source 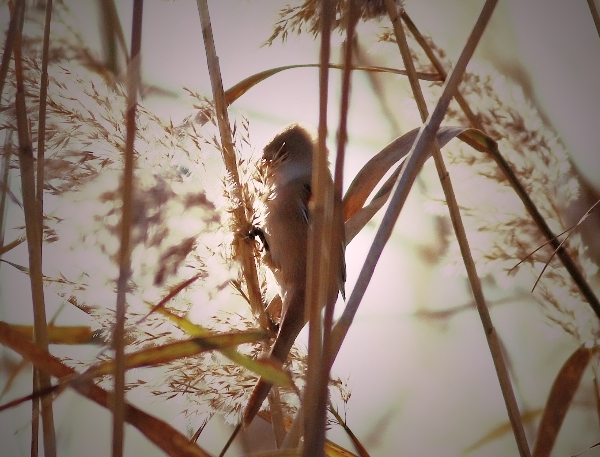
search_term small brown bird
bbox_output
[242,124,345,428]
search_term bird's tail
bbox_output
[241,376,273,428]
[242,287,306,428]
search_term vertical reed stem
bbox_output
[112,2,143,456]
[330,0,499,381]
[196,0,269,331]
[385,1,530,455]
[12,0,56,455]
[0,131,13,252]
[36,0,52,240]
[303,0,334,454]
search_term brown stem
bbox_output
[303,0,335,454]
[386,2,531,456]
[36,0,52,243]
[196,0,268,331]
[0,131,14,252]
[112,2,143,456]
[588,0,600,41]
[12,1,57,455]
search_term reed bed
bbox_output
[0,1,598,456]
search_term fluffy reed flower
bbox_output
[264,0,403,45]
[1,4,334,427]
[378,29,599,344]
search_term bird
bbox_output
[242,124,346,428]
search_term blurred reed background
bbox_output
[0,1,599,456]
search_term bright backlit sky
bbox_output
[65,0,600,191]
[1,1,600,456]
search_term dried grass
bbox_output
[0,1,598,456]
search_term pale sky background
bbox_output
[1,1,600,456]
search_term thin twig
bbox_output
[509,226,575,274]
[12,1,57,455]
[385,1,530,455]
[530,199,600,293]
[510,199,599,279]
[112,2,143,457]
[334,0,358,202]
[401,9,600,320]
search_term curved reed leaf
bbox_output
[343,126,492,243]
[222,63,440,108]
[156,306,293,388]
[83,330,268,378]
[533,346,594,457]
[0,321,213,457]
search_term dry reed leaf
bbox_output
[463,409,543,455]
[343,126,493,242]
[82,330,268,379]
[343,126,445,219]
[154,306,293,388]
[0,321,213,457]
[222,63,440,109]
[532,346,594,457]
[8,324,97,345]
